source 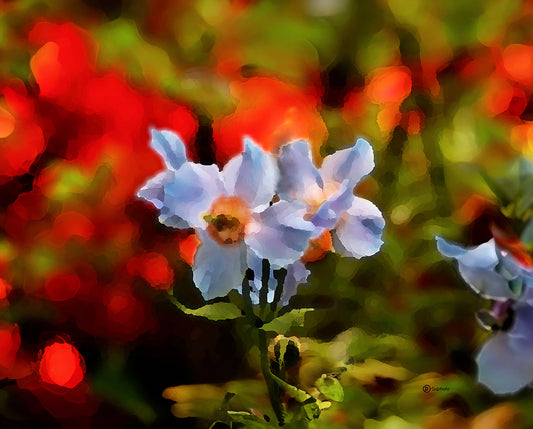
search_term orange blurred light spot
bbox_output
[456,195,491,224]
[484,78,514,116]
[503,44,533,87]
[0,106,15,138]
[377,104,401,134]
[342,90,368,127]
[406,111,422,135]
[39,342,84,388]
[510,123,533,155]
[366,66,412,104]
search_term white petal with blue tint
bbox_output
[332,197,385,259]
[457,265,515,299]
[245,201,315,266]
[278,140,323,201]
[320,138,374,187]
[162,163,225,228]
[149,128,188,171]
[507,303,533,341]
[192,230,247,300]
[137,171,174,210]
[222,138,279,211]
[436,237,498,269]
[436,237,515,299]
[281,260,310,304]
[476,331,533,394]
[311,181,354,231]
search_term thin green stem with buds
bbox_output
[241,265,285,426]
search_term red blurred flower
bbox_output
[27,20,198,206]
[212,77,327,164]
[0,81,45,184]
[0,278,12,303]
[29,22,96,107]
[127,252,174,290]
[39,340,85,389]
[44,271,82,302]
[0,322,20,377]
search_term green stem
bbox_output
[258,328,285,426]
[269,268,287,319]
[241,268,285,426]
[259,259,270,319]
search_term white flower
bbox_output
[277,139,385,259]
[137,129,315,300]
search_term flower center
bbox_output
[204,196,251,246]
[303,181,341,218]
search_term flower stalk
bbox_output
[241,266,285,426]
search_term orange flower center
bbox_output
[204,196,251,246]
[303,181,341,219]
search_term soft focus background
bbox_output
[1,0,533,428]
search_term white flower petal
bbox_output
[457,264,515,299]
[476,331,533,394]
[332,197,385,259]
[149,128,188,171]
[137,171,174,210]
[281,260,310,304]
[278,140,323,201]
[245,201,315,266]
[311,181,355,231]
[222,138,279,211]
[436,237,499,269]
[320,138,374,187]
[193,230,247,300]
[162,163,225,228]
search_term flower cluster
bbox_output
[138,129,385,301]
[437,236,533,394]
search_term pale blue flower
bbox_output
[435,237,533,299]
[436,236,533,394]
[477,300,533,394]
[277,139,385,259]
[138,129,315,300]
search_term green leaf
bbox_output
[262,308,314,333]
[315,375,344,402]
[301,401,321,421]
[169,294,242,321]
[271,373,311,403]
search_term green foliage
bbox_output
[169,293,242,321]
[261,308,314,334]
[316,375,344,402]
